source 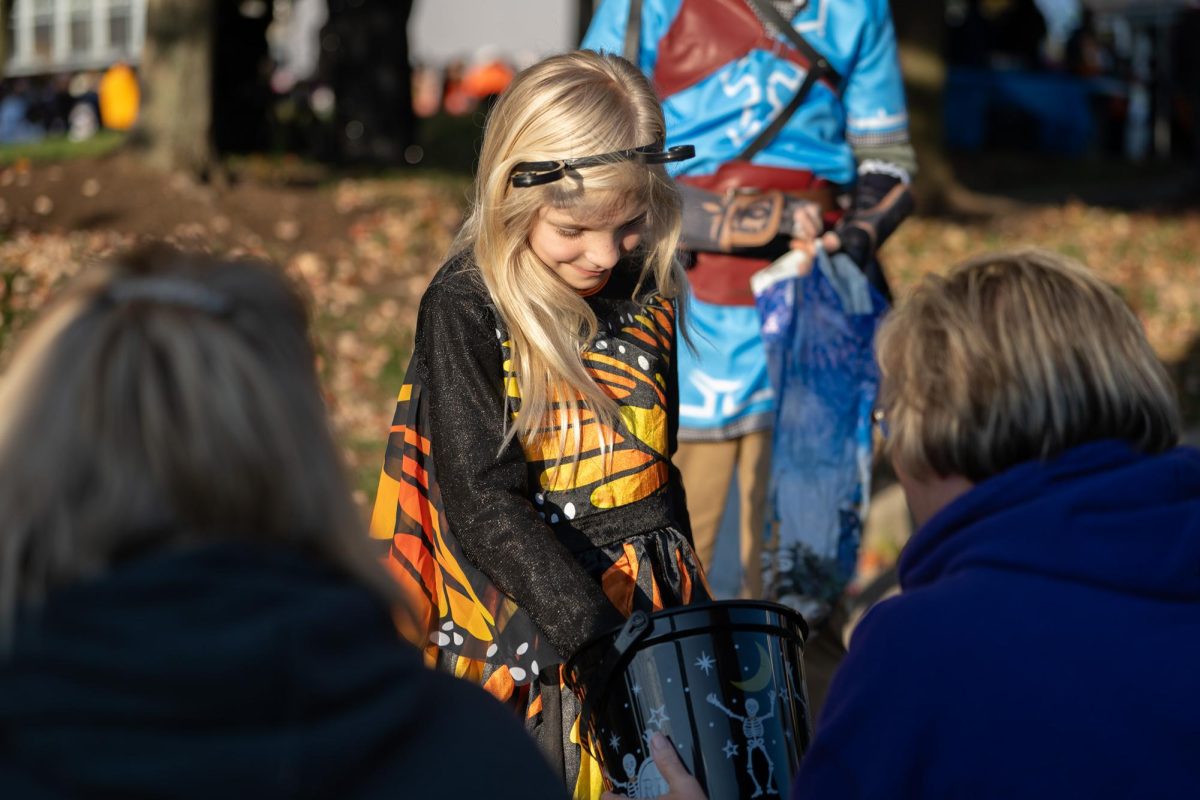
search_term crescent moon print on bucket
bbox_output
[567,601,812,798]
[731,643,774,692]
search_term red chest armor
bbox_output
[651,0,841,306]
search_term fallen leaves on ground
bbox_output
[2,167,1198,507]
[886,201,1200,364]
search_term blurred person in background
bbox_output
[0,80,44,144]
[0,246,563,799]
[66,72,102,142]
[794,249,1200,798]
[441,58,472,115]
[461,47,515,112]
[98,62,139,131]
[583,0,916,710]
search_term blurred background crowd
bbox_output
[3,1,1200,169]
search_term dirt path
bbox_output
[0,153,370,260]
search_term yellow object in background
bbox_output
[99,63,140,131]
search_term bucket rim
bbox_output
[566,598,809,675]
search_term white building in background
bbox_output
[6,0,148,77]
[4,0,576,79]
[409,0,571,67]
[5,0,320,81]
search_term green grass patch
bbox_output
[0,131,126,165]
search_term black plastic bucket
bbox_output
[567,600,811,799]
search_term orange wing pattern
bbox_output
[368,291,691,710]
[515,294,678,523]
[370,379,554,693]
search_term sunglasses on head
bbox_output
[509,143,696,188]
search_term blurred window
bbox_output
[33,0,54,61]
[3,6,13,65]
[110,0,133,55]
[71,0,93,55]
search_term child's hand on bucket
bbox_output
[601,733,708,800]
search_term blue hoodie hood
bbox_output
[900,440,1200,602]
[794,441,1200,799]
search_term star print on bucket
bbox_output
[567,601,812,798]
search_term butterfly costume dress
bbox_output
[370,253,711,797]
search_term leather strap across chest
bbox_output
[634,0,842,102]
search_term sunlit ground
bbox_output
[2,138,1198,508]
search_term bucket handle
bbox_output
[576,610,652,749]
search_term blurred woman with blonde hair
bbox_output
[370,50,709,796]
[0,246,565,798]
[793,248,1200,798]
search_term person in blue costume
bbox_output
[583,0,916,708]
[794,249,1200,799]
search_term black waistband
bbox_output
[552,491,685,554]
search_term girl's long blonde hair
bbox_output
[452,50,685,452]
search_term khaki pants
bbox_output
[674,430,772,599]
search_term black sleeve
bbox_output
[414,281,625,659]
[836,161,915,269]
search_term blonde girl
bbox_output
[370,50,710,796]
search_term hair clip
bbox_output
[510,143,696,188]
[104,278,234,317]
[636,144,696,165]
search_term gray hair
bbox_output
[877,248,1181,482]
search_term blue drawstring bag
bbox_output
[752,247,887,623]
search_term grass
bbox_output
[0,130,126,165]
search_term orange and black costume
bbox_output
[370,254,710,794]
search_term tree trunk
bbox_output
[319,0,415,165]
[894,0,1017,215]
[576,0,597,47]
[135,0,215,177]
[892,0,956,212]
[212,2,274,154]
[0,0,11,82]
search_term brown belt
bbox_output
[680,162,838,307]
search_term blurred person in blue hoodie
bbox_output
[0,246,566,799]
[794,248,1200,798]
